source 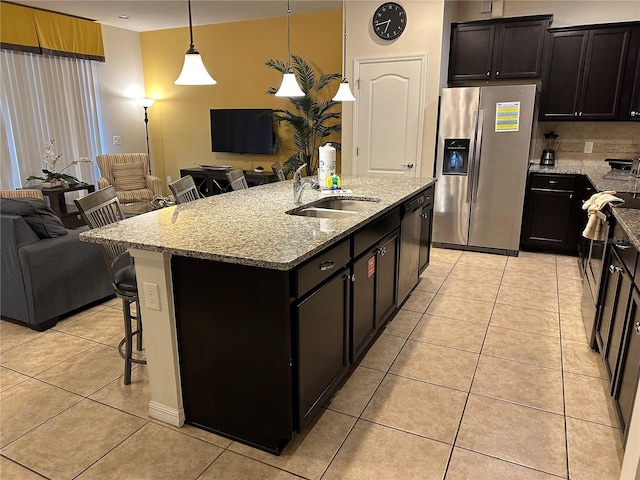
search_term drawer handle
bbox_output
[421,213,429,219]
[614,243,631,250]
[319,261,335,272]
[609,265,623,273]
[635,321,640,334]
[425,196,432,201]
[548,180,559,184]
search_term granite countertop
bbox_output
[530,161,640,250]
[80,175,436,271]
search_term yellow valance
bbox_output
[0,2,105,61]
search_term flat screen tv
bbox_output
[210,108,276,154]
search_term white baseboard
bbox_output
[148,400,185,427]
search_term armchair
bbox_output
[96,153,162,204]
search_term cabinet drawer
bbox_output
[611,223,638,276]
[353,208,401,258]
[297,239,350,298]
[530,174,576,190]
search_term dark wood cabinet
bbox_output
[179,167,275,196]
[596,245,633,384]
[296,268,350,429]
[620,26,640,120]
[592,221,639,445]
[540,25,632,120]
[448,15,552,84]
[614,287,640,444]
[351,231,398,362]
[521,173,581,255]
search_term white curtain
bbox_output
[0,50,103,190]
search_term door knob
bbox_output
[401,162,414,169]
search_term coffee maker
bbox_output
[541,131,558,166]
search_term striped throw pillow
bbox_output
[112,162,146,191]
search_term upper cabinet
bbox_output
[448,15,553,84]
[540,22,640,121]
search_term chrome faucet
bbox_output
[293,163,316,205]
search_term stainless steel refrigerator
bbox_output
[432,85,536,255]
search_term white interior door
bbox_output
[353,56,425,177]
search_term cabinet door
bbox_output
[449,24,495,82]
[351,251,376,361]
[296,270,349,428]
[494,19,548,79]
[522,188,574,250]
[603,258,633,386]
[579,28,630,120]
[376,233,398,328]
[614,287,640,443]
[540,31,588,120]
[618,25,640,121]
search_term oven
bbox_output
[581,209,613,349]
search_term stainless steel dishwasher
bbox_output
[398,193,425,303]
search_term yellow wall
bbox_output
[140,10,341,185]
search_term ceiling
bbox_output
[12,0,342,32]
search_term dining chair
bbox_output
[74,186,145,385]
[271,162,286,181]
[226,169,249,191]
[169,175,203,204]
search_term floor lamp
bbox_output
[137,98,155,174]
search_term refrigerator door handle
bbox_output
[472,110,485,203]
[467,111,479,204]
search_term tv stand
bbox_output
[179,167,276,196]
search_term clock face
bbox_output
[372,2,407,40]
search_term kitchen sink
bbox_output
[313,198,379,212]
[290,207,359,219]
[287,197,380,219]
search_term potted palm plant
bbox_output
[265,55,342,176]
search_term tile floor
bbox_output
[0,249,626,479]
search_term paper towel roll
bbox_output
[318,143,336,188]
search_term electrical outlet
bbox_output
[584,141,594,154]
[480,1,492,13]
[112,135,121,146]
[166,176,172,185]
[143,282,160,311]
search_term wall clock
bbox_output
[372,2,407,40]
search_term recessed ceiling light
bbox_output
[118,15,129,20]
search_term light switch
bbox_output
[113,135,122,146]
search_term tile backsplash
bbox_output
[534,122,640,162]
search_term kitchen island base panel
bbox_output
[172,255,294,455]
[129,249,185,427]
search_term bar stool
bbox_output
[169,175,203,204]
[74,186,145,384]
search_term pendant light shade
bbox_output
[332,80,356,102]
[276,69,305,97]
[332,0,355,102]
[275,0,304,98]
[174,0,216,85]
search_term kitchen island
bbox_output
[80,175,436,454]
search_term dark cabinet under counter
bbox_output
[520,173,583,255]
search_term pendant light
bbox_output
[174,0,216,85]
[275,0,305,97]
[332,0,355,102]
